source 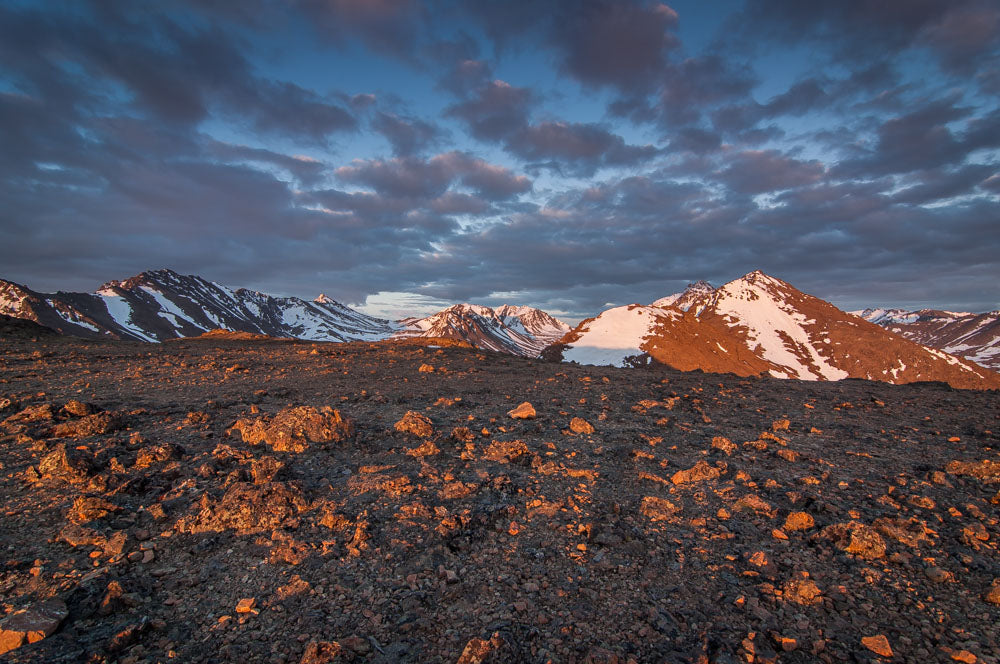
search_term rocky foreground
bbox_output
[1,327,999,663]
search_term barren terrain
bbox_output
[1,325,999,663]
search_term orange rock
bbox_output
[405,440,440,457]
[952,650,977,663]
[711,436,736,455]
[394,411,434,438]
[0,599,67,655]
[569,417,595,434]
[418,363,434,373]
[861,634,893,658]
[235,597,256,614]
[507,402,536,419]
[772,418,790,432]
[671,460,722,485]
[783,511,815,531]
[640,496,681,521]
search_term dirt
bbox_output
[0,333,998,663]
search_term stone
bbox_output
[569,417,595,434]
[507,402,536,420]
[418,363,435,373]
[235,598,256,613]
[457,632,504,664]
[230,406,354,453]
[38,444,92,482]
[711,436,736,455]
[983,581,1000,605]
[783,577,822,605]
[61,400,95,417]
[671,460,722,485]
[0,598,68,655]
[783,511,815,532]
[134,442,184,468]
[175,482,308,534]
[945,459,1000,481]
[68,495,120,523]
[924,566,952,583]
[300,640,343,664]
[482,439,529,464]
[821,521,887,559]
[49,412,120,438]
[640,496,680,522]
[952,650,977,663]
[861,634,893,658]
[394,411,434,438]
[405,440,440,457]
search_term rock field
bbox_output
[1,328,998,663]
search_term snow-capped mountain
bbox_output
[853,308,1000,371]
[0,270,569,356]
[394,303,570,357]
[0,269,396,342]
[651,280,715,312]
[552,271,1000,390]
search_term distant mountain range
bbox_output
[2,268,998,389]
[853,308,1000,371]
[0,269,564,357]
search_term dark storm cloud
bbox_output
[0,2,356,146]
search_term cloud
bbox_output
[505,122,661,176]
[334,151,531,202]
[445,80,534,141]
[715,150,826,194]
[730,0,1000,75]
[371,111,443,156]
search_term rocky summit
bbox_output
[0,330,998,663]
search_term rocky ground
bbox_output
[0,326,998,663]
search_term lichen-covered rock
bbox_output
[176,482,308,534]
[820,521,887,559]
[640,496,680,521]
[946,459,1000,481]
[569,417,595,434]
[394,411,434,438]
[230,406,355,452]
[49,412,121,438]
[38,444,92,482]
[671,460,723,485]
[134,442,184,468]
[482,439,529,464]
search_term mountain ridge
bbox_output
[553,270,1000,390]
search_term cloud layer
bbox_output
[1,0,997,318]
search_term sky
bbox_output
[1,0,998,322]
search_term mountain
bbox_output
[853,308,1000,371]
[651,279,715,312]
[394,303,570,357]
[0,269,396,342]
[0,270,570,356]
[552,270,1000,390]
